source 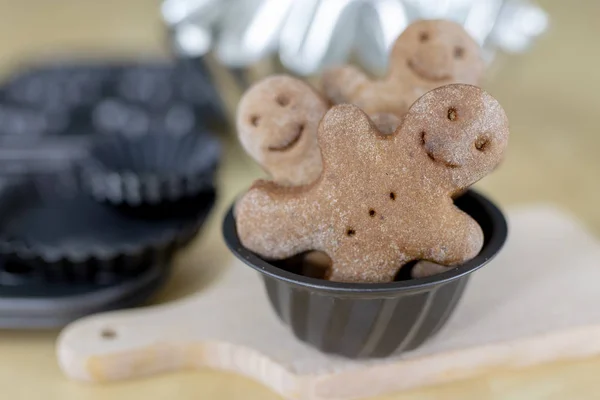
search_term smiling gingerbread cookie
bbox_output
[236,75,328,186]
[322,19,484,119]
[235,84,509,283]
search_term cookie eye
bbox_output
[419,32,429,42]
[454,46,464,59]
[447,108,457,121]
[369,209,376,217]
[346,228,356,237]
[250,115,260,127]
[276,94,290,107]
[474,136,489,152]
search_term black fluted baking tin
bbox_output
[0,261,167,329]
[0,62,116,140]
[223,190,507,359]
[0,174,215,284]
[0,58,227,139]
[100,59,227,131]
[80,131,220,206]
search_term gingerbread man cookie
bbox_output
[236,75,328,186]
[322,19,484,119]
[235,84,509,283]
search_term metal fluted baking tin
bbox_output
[223,190,507,358]
[163,0,548,76]
[0,174,216,284]
[80,131,220,206]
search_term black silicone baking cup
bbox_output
[223,190,507,359]
[80,131,220,207]
[0,174,215,284]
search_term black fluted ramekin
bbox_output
[0,174,215,285]
[79,131,220,207]
[223,190,507,359]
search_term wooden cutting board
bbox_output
[57,206,600,400]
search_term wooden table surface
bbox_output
[0,0,599,399]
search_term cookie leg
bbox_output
[301,251,332,279]
[411,261,453,279]
[327,254,404,283]
[235,183,318,260]
[422,209,484,266]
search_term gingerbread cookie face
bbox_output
[235,84,509,283]
[321,20,484,118]
[390,19,484,84]
[404,84,509,191]
[236,75,328,186]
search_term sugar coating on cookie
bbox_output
[236,75,328,186]
[322,19,484,118]
[236,84,509,283]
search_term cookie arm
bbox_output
[321,65,371,105]
[370,113,402,135]
[235,182,317,260]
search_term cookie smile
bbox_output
[407,59,451,82]
[421,132,460,168]
[268,124,304,152]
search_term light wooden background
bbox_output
[0,0,599,399]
